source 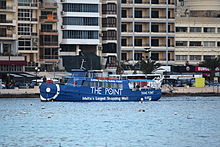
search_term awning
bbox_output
[0,61,27,66]
[10,74,23,78]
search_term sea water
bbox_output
[0,97,220,147]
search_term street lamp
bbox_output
[144,47,151,61]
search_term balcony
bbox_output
[40,15,58,22]
[18,3,38,7]
[0,34,16,40]
[40,2,58,8]
[0,20,16,26]
[40,30,58,35]
[0,6,16,12]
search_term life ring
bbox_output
[73,81,77,85]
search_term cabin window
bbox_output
[99,82,103,87]
[83,81,90,86]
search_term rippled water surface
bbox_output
[0,97,220,147]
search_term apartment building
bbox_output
[101,0,118,69]
[0,0,26,74]
[17,0,39,71]
[175,0,220,65]
[0,0,17,56]
[59,0,102,71]
[39,0,59,71]
[120,0,175,66]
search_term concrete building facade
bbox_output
[120,0,175,66]
[175,0,220,65]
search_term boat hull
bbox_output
[40,83,161,102]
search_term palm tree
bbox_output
[136,59,160,74]
[199,57,220,82]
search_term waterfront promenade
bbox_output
[0,86,220,98]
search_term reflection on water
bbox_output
[0,97,220,147]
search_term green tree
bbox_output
[199,58,220,82]
[137,59,160,74]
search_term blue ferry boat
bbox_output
[40,70,163,102]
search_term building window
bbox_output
[135,0,142,4]
[218,28,220,33]
[135,10,142,18]
[176,41,187,46]
[190,27,201,32]
[204,27,215,33]
[121,39,127,46]
[18,9,32,21]
[203,41,215,47]
[134,53,142,60]
[63,3,98,12]
[41,48,59,59]
[102,3,116,14]
[151,53,159,60]
[63,17,98,26]
[41,24,53,32]
[217,42,220,46]
[102,17,116,27]
[190,55,201,61]
[122,0,127,3]
[151,0,159,4]
[176,55,187,61]
[121,24,127,32]
[135,24,142,32]
[189,41,201,46]
[40,35,58,46]
[122,10,127,18]
[204,55,215,60]
[151,11,159,18]
[102,30,117,40]
[18,24,33,35]
[176,27,187,32]
[63,30,98,39]
[151,39,159,46]
[121,53,127,60]
[135,39,142,46]
[151,24,159,32]
[0,0,6,9]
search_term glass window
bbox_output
[151,39,159,46]
[63,3,98,12]
[63,30,98,39]
[122,10,127,18]
[176,55,187,61]
[176,27,187,32]
[203,41,215,47]
[121,53,127,60]
[135,0,142,3]
[63,17,98,26]
[204,55,215,60]
[176,41,187,46]
[121,24,127,32]
[190,55,201,61]
[151,10,159,18]
[121,39,127,46]
[151,53,159,60]
[218,28,220,33]
[134,53,142,60]
[204,27,215,33]
[151,24,159,32]
[135,39,142,46]
[190,27,201,32]
[190,41,201,46]
[135,24,142,32]
[135,10,142,18]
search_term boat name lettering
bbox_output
[91,87,122,95]
[91,79,122,83]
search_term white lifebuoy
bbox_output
[40,84,60,101]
